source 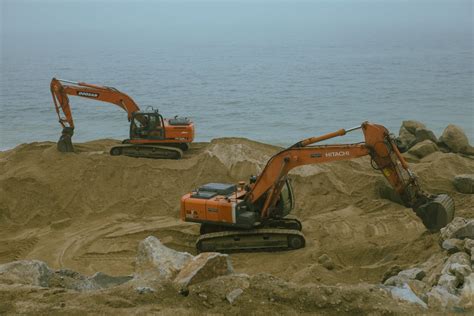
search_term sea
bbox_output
[1,0,473,150]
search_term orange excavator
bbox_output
[180,122,455,252]
[50,78,194,159]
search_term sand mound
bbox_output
[0,137,473,313]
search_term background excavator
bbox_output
[50,78,194,159]
[180,122,455,252]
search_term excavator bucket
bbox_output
[57,127,74,153]
[414,194,455,232]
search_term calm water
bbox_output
[1,0,473,150]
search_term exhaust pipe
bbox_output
[57,127,74,152]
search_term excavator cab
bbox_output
[273,178,295,218]
[130,111,165,140]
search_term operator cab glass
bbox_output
[130,112,165,140]
[276,178,295,217]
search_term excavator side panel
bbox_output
[180,194,236,225]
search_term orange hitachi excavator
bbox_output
[180,122,455,252]
[50,78,194,159]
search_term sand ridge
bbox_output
[0,138,473,313]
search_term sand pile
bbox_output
[0,123,473,314]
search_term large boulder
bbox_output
[0,260,131,291]
[442,238,465,254]
[135,236,193,281]
[0,260,52,287]
[388,283,427,309]
[407,140,439,158]
[453,174,474,194]
[397,126,417,151]
[440,217,474,242]
[414,127,438,144]
[384,268,426,286]
[427,285,461,308]
[438,252,472,294]
[398,268,426,281]
[174,252,233,289]
[439,124,471,154]
[402,120,426,134]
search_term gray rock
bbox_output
[398,268,426,281]
[464,239,474,255]
[136,286,156,294]
[453,174,474,194]
[389,283,427,308]
[89,272,132,288]
[402,120,426,134]
[437,274,460,294]
[0,260,133,291]
[427,285,461,308]
[440,217,474,241]
[135,236,193,281]
[317,254,335,270]
[407,140,439,158]
[0,260,52,287]
[174,252,234,289]
[441,252,471,275]
[437,252,472,294]
[397,126,417,151]
[384,275,408,287]
[442,238,465,254]
[449,263,472,282]
[415,127,438,144]
[406,279,429,303]
[460,273,474,308]
[226,288,244,304]
[439,124,471,153]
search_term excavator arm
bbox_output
[249,122,454,232]
[50,78,141,152]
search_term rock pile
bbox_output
[0,260,132,291]
[0,236,235,295]
[134,236,234,293]
[453,175,474,194]
[383,216,474,310]
[396,121,473,157]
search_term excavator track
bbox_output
[110,144,183,159]
[196,228,306,253]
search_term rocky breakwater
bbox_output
[396,120,474,160]
[382,217,474,311]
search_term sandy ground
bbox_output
[0,138,473,314]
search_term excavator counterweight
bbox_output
[180,122,455,252]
